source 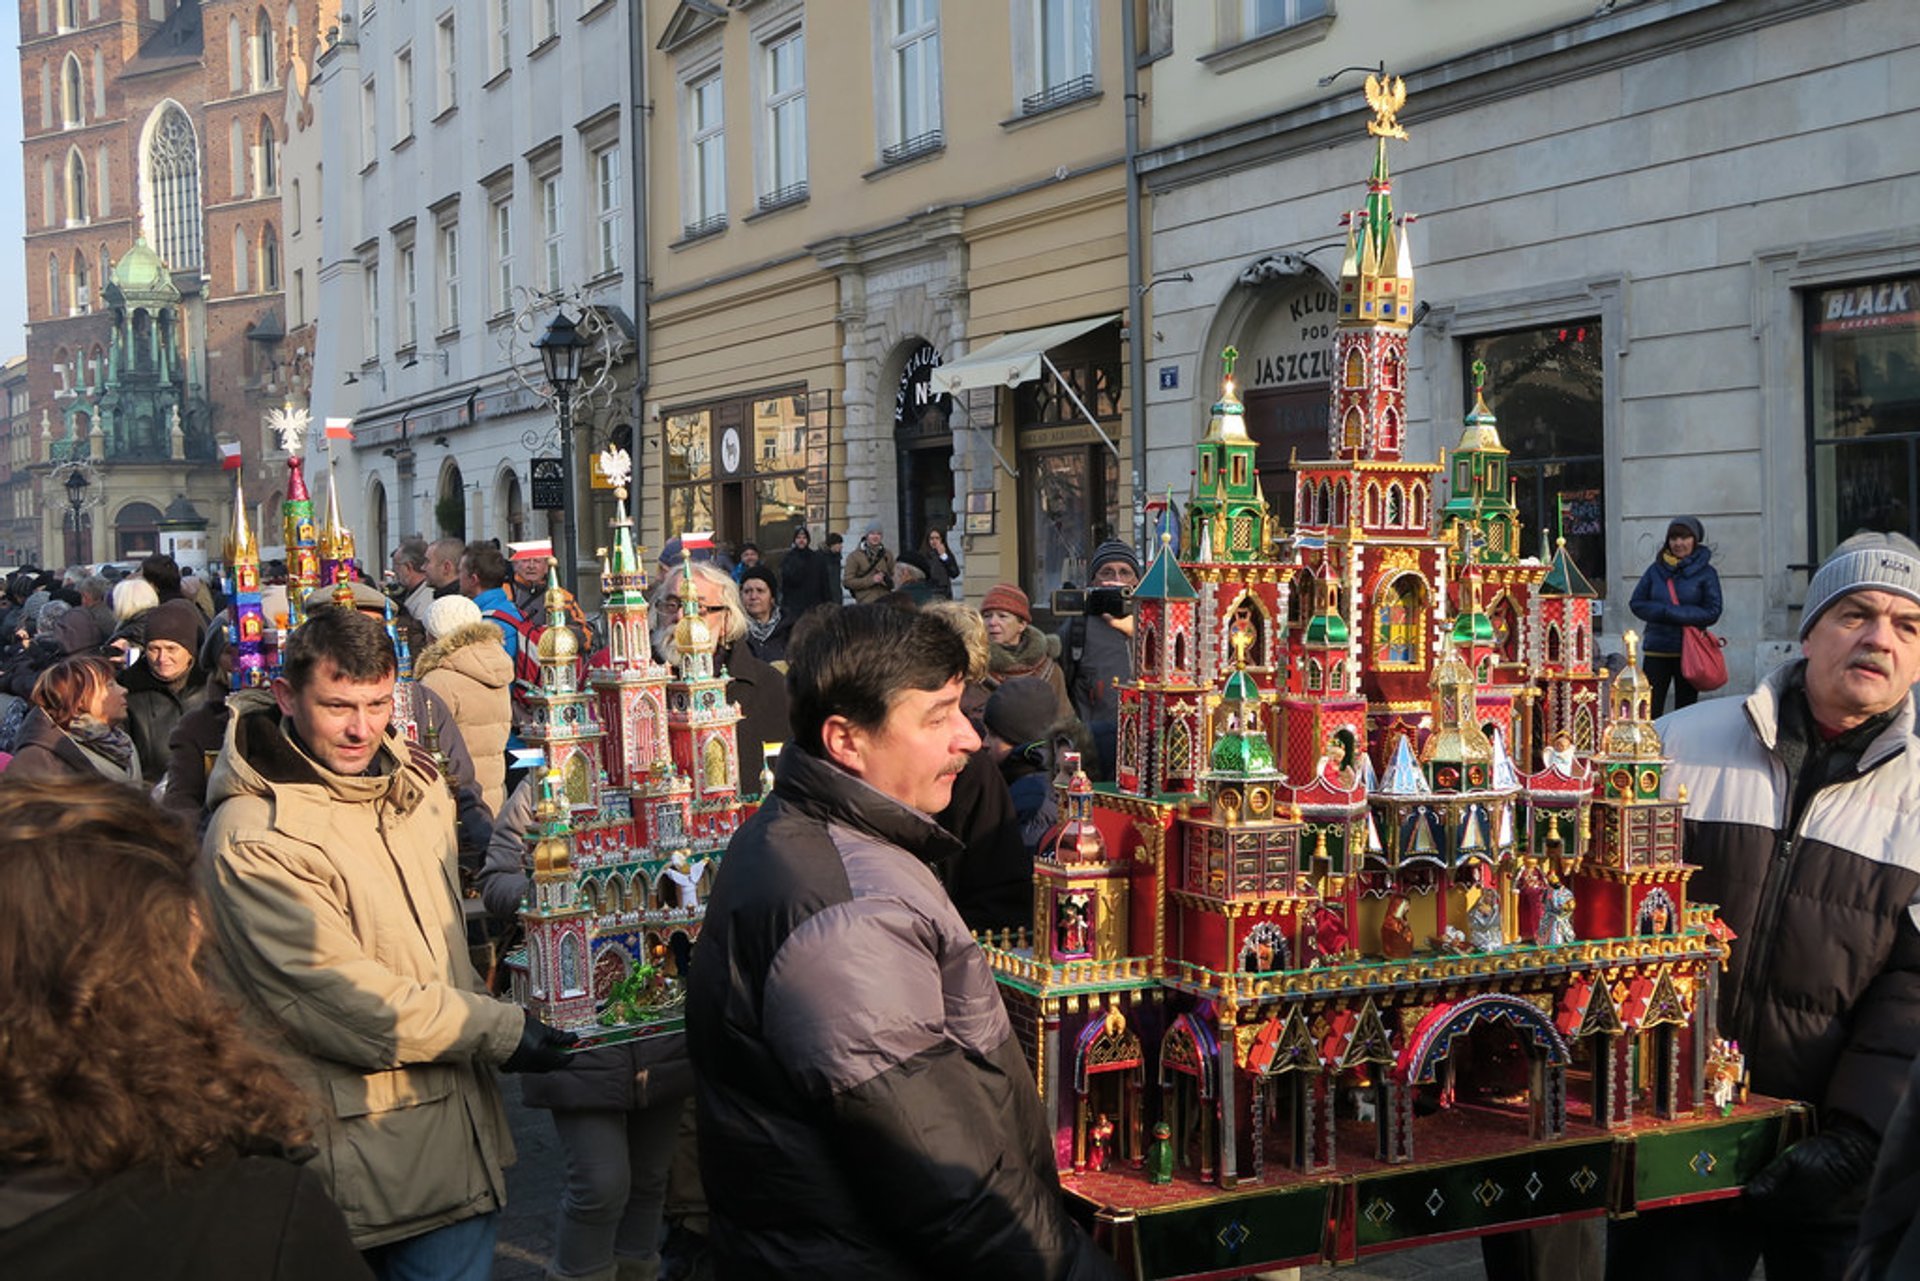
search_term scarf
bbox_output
[65,713,138,778]
[747,608,784,647]
[989,623,1056,680]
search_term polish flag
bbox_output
[324,417,355,441]
[508,539,554,563]
[220,441,244,470]
[679,530,715,552]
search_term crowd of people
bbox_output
[4,521,1920,1281]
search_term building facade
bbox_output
[641,0,1145,610]
[1,356,35,566]
[315,0,638,587]
[1135,0,1920,689]
[15,0,326,568]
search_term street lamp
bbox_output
[535,309,586,597]
[64,469,90,565]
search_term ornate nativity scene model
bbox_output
[976,78,1787,1276]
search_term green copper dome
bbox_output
[1305,609,1350,646]
[111,238,181,302]
[1450,607,1496,648]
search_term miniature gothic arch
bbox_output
[1374,572,1427,666]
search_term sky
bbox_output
[0,3,24,359]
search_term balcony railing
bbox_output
[881,129,943,166]
[1021,74,1094,116]
[756,182,808,213]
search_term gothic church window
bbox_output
[144,104,204,270]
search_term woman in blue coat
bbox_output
[1629,515,1723,716]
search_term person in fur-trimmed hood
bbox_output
[415,595,514,817]
[979,582,1073,722]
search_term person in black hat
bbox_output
[1628,515,1723,716]
[1058,538,1142,781]
[982,676,1063,855]
[119,599,211,780]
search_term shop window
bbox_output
[1462,321,1606,593]
[1016,333,1123,606]
[1809,275,1920,558]
[662,390,814,556]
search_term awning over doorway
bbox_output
[931,315,1120,394]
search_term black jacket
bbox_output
[688,747,1116,1281]
[716,639,789,790]
[777,545,834,620]
[0,1151,373,1281]
[1661,664,1920,1134]
[121,657,211,781]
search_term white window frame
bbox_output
[488,189,514,315]
[537,168,564,293]
[396,236,418,350]
[360,78,378,167]
[394,47,415,143]
[435,13,458,114]
[757,24,807,208]
[879,0,941,162]
[535,0,559,45]
[1018,0,1094,114]
[1245,0,1328,38]
[684,69,726,236]
[436,215,461,333]
[489,0,511,80]
[591,142,621,276]
[362,256,381,361]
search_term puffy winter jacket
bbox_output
[687,747,1117,1281]
[1660,664,1920,1133]
[200,696,524,1249]
[415,621,515,816]
[1628,535,1722,657]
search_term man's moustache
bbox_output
[1850,653,1894,676]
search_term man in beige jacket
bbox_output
[202,605,574,1280]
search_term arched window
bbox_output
[1344,347,1365,388]
[232,224,249,293]
[144,103,203,269]
[71,252,90,314]
[289,177,301,231]
[91,48,104,116]
[65,148,88,225]
[60,0,78,31]
[1375,574,1425,666]
[227,16,243,91]
[257,116,277,193]
[1386,484,1403,526]
[258,223,280,290]
[88,344,104,387]
[252,8,276,90]
[61,53,84,127]
[1341,405,1363,452]
[94,144,109,215]
[47,258,61,319]
[40,157,54,226]
[1365,481,1381,526]
[1380,407,1401,455]
[1384,350,1404,390]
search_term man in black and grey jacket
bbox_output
[1610,531,1920,1281]
[687,604,1118,1281]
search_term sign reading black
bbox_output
[531,458,566,510]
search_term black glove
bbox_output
[1745,1114,1879,1222]
[499,1010,578,1074]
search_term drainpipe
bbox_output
[1121,0,1148,549]
[627,2,651,530]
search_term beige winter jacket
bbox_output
[414,621,514,816]
[200,694,525,1249]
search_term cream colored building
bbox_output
[642,0,1147,609]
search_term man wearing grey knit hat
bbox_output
[1609,529,1920,1281]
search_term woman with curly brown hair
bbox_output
[0,778,372,1280]
[4,654,140,782]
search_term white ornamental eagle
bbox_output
[598,446,632,492]
[266,402,312,456]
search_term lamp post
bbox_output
[64,469,90,565]
[535,309,586,597]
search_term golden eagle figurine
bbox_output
[1365,73,1409,140]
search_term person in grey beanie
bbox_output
[1608,529,1920,1281]
[1628,515,1723,716]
